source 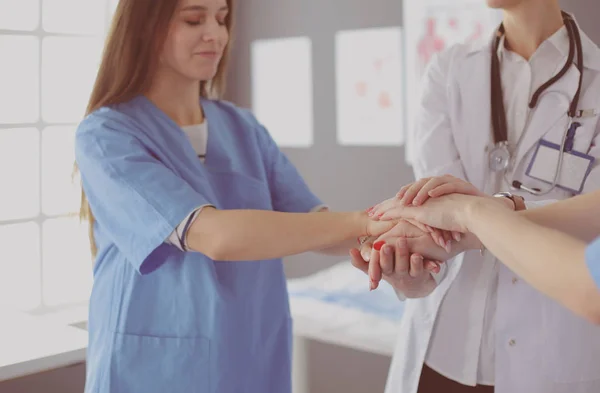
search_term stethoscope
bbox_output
[489,11,584,196]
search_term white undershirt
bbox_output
[424,26,570,386]
[165,122,211,251]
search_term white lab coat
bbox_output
[385,26,600,393]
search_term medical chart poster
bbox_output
[335,27,404,146]
[403,0,502,163]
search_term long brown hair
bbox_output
[77,0,235,257]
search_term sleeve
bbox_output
[75,119,214,274]
[411,50,468,181]
[581,119,600,194]
[585,237,600,290]
[166,205,212,251]
[254,122,324,213]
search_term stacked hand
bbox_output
[351,175,513,297]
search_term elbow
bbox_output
[191,233,229,261]
[186,220,229,261]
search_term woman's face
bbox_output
[160,0,229,82]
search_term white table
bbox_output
[287,262,402,393]
[0,309,88,382]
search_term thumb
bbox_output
[350,249,369,274]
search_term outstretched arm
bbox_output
[464,198,600,324]
[186,208,396,261]
[518,190,600,242]
[370,192,600,323]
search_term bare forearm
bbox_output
[519,190,600,242]
[467,200,600,322]
[187,208,365,261]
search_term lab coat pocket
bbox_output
[543,301,600,383]
[111,332,211,393]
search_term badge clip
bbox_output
[575,109,599,118]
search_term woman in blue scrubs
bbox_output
[368,179,600,324]
[74,1,443,392]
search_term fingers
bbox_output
[452,231,462,242]
[350,248,368,274]
[424,260,442,274]
[429,227,446,250]
[409,254,424,278]
[396,184,411,200]
[404,218,430,234]
[412,176,451,206]
[399,178,430,206]
[360,240,374,262]
[369,196,397,219]
[442,230,453,253]
[394,237,411,277]
[368,245,382,291]
[428,182,483,198]
[380,244,395,276]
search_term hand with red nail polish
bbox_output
[351,219,462,298]
[369,175,488,236]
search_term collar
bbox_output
[467,13,600,71]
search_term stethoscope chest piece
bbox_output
[489,142,511,172]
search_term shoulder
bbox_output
[76,98,146,140]
[426,42,486,82]
[75,99,153,160]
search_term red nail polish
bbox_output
[373,241,385,251]
[377,213,384,218]
[366,206,374,213]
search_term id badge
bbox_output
[526,140,595,194]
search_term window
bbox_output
[0,0,115,313]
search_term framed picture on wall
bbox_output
[403,0,502,164]
[335,27,405,146]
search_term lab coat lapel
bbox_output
[456,47,495,188]
[513,62,580,168]
[513,24,600,167]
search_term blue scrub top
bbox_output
[586,237,600,289]
[75,96,323,393]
